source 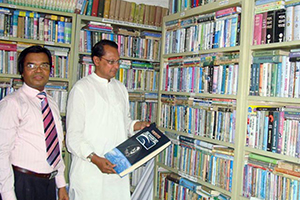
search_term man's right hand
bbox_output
[90,154,117,174]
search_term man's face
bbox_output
[95,45,120,80]
[22,52,50,91]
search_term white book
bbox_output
[289,62,296,97]
[285,6,294,42]
[280,56,287,97]
[294,5,300,40]
[295,62,300,98]
[283,59,291,97]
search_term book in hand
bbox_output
[104,123,171,177]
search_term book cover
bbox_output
[103,0,111,18]
[104,123,171,177]
[97,0,105,17]
[274,9,286,43]
[91,0,99,16]
[266,10,275,44]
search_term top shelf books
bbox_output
[0,4,74,47]
[164,5,242,55]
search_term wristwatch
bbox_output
[87,152,95,162]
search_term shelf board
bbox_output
[49,77,69,82]
[245,147,300,164]
[164,0,241,21]
[128,90,159,94]
[162,46,240,59]
[160,91,237,99]
[79,52,160,62]
[0,36,72,48]
[0,74,20,79]
[248,96,300,104]
[79,15,162,32]
[251,40,300,51]
[160,127,235,148]
[0,3,76,17]
[156,162,232,197]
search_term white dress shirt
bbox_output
[66,73,137,200]
[0,83,66,200]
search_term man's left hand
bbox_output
[134,121,151,131]
[58,187,69,200]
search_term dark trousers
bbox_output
[13,169,56,200]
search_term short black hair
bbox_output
[18,45,52,75]
[91,40,118,63]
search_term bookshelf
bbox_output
[156,0,300,199]
[0,2,77,182]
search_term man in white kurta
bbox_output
[66,40,149,200]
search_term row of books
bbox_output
[243,153,300,199]
[78,0,168,27]
[158,134,235,193]
[79,29,161,61]
[164,6,241,54]
[2,0,77,13]
[116,62,159,92]
[247,105,300,158]
[160,97,236,144]
[0,8,72,44]
[163,58,239,95]
[253,0,300,45]
[0,43,70,79]
[168,0,217,15]
[129,100,157,123]
[78,57,160,91]
[157,171,231,200]
[249,49,300,98]
[0,78,68,113]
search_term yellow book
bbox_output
[103,0,111,18]
[129,2,136,22]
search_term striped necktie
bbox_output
[37,92,60,167]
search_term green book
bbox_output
[248,153,278,165]
[86,0,94,16]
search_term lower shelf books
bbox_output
[104,123,171,177]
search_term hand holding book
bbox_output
[104,123,171,177]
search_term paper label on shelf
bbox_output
[180,12,185,17]
[45,41,55,45]
[8,4,17,8]
[219,0,229,6]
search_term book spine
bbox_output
[274,9,286,42]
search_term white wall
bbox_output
[125,0,169,8]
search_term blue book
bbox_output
[199,67,203,93]
[221,65,227,94]
[255,0,277,6]
[57,21,65,43]
[86,30,92,53]
[261,170,266,199]
[262,114,269,151]
[213,20,221,49]
[179,177,199,192]
[230,15,238,47]
[104,123,171,177]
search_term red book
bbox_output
[0,43,17,51]
[253,13,263,45]
[91,0,100,17]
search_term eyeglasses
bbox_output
[26,63,51,71]
[101,57,121,65]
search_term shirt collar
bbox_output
[22,83,46,99]
[91,72,113,84]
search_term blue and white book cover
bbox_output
[104,123,171,177]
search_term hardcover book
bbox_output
[104,123,171,177]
